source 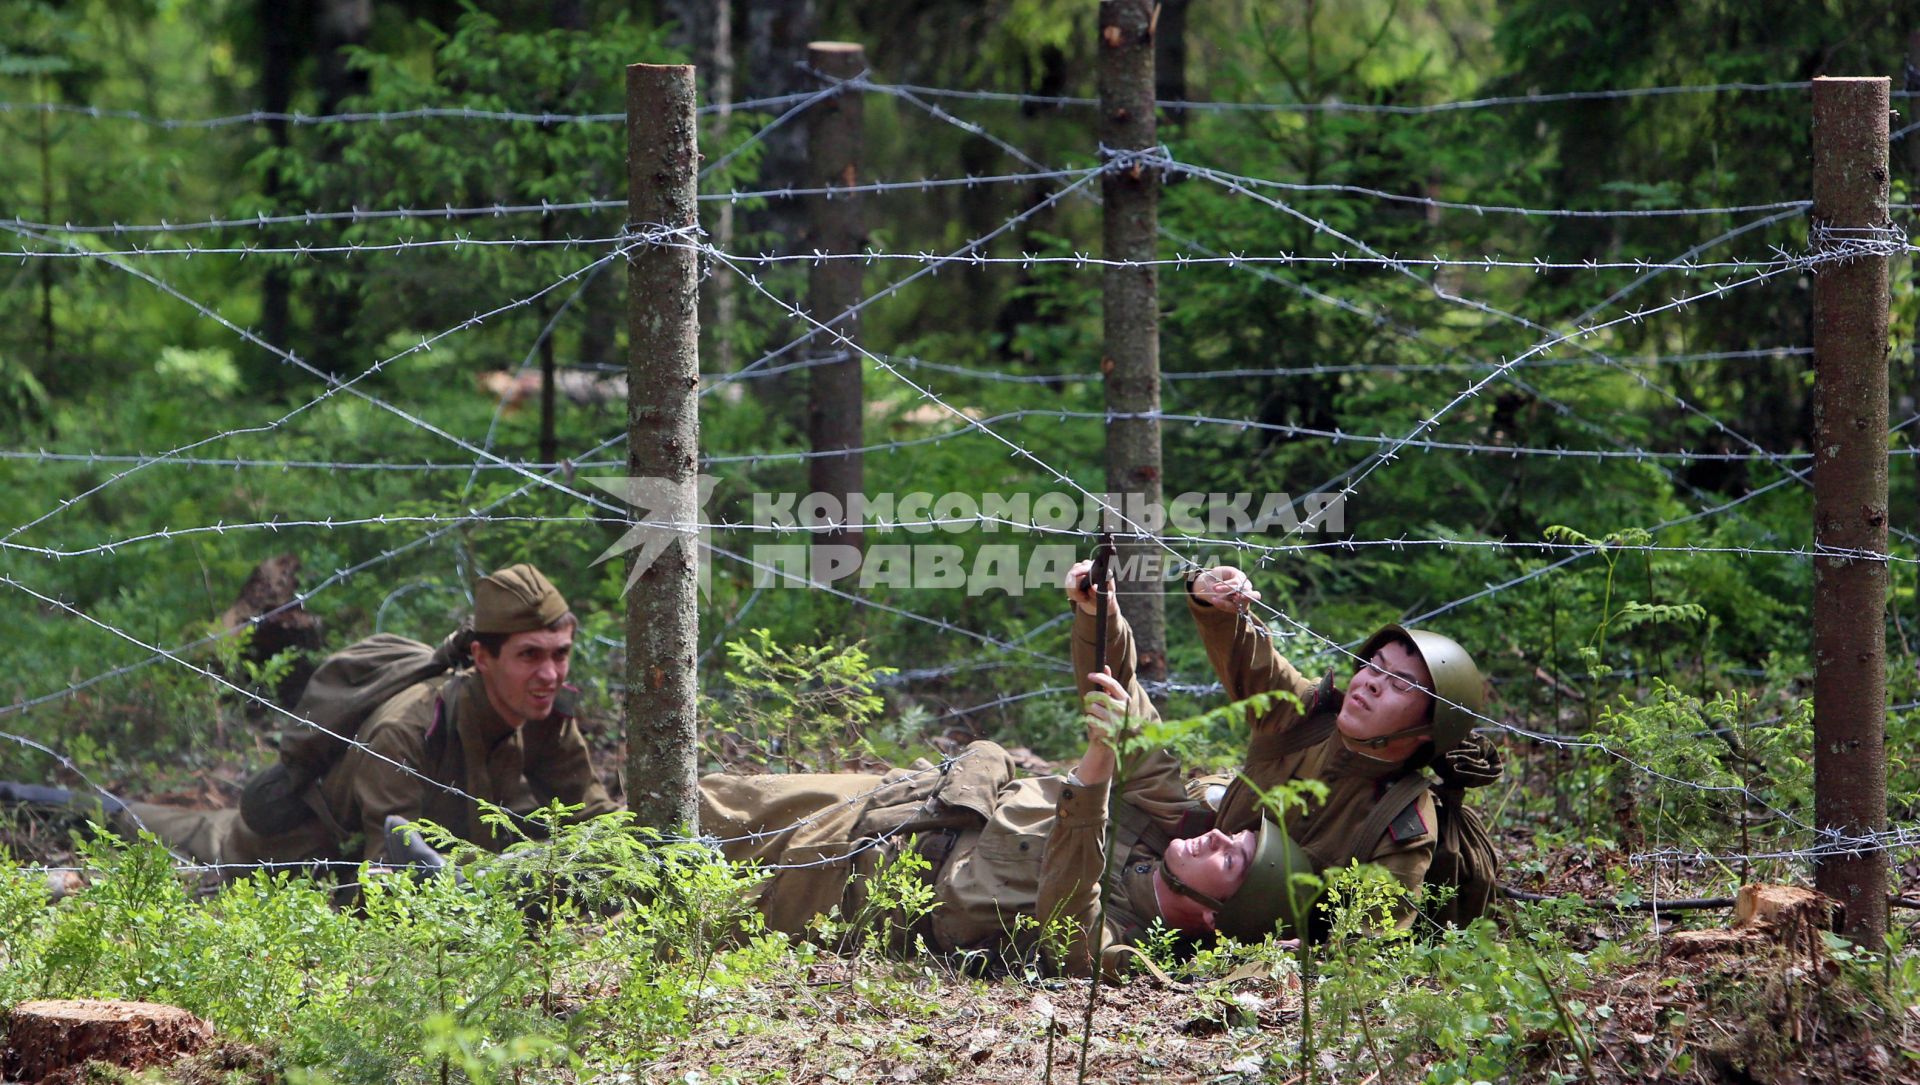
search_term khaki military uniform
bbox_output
[1178,587,1437,923]
[121,671,616,870]
[700,740,1195,977]
[701,591,1203,978]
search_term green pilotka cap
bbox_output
[473,563,570,633]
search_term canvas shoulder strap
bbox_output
[1339,772,1432,869]
[1275,714,1337,758]
[1108,796,1173,858]
[1267,675,1340,758]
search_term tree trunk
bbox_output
[1154,0,1191,125]
[1810,76,1891,947]
[711,0,738,372]
[625,63,703,835]
[741,0,815,407]
[1099,0,1169,701]
[1905,30,1920,654]
[806,42,867,580]
[310,0,372,376]
[666,0,740,373]
[219,553,323,706]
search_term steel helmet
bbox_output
[1209,818,1321,942]
[1354,623,1486,758]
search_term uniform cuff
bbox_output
[1185,581,1240,628]
[1056,777,1112,825]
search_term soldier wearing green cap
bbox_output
[3,563,618,876]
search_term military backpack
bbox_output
[238,631,467,835]
[1341,734,1504,928]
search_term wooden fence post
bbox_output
[625,62,702,835]
[806,41,866,580]
[1098,0,1168,700]
[1811,75,1891,945]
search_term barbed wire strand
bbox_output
[0,222,653,544]
[873,78,1904,114]
[1165,158,1920,554]
[0,169,1100,237]
[0,573,497,808]
[21,507,1917,565]
[14,76,1910,130]
[679,243,1814,274]
[1,234,628,259]
[0,427,623,727]
[453,256,616,588]
[856,65,1819,575]
[698,197,1858,837]
[700,165,1106,397]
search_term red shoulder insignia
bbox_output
[1387,802,1429,844]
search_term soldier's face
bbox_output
[1163,828,1258,903]
[1336,640,1434,747]
[473,626,574,726]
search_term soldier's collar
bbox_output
[1323,740,1409,781]
[455,672,520,748]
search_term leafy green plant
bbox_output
[1542,525,1705,684]
[709,630,897,771]
[843,841,939,960]
[1585,682,1811,871]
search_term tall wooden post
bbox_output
[1907,32,1920,651]
[1098,0,1168,699]
[1811,76,1891,944]
[806,41,866,578]
[625,63,701,834]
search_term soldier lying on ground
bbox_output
[1,563,618,876]
[700,574,1311,978]
[1162,562,1503,932]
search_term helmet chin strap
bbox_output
[1156,859,1226,912]
[1354,723,1433,751]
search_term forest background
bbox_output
[1,1,1919,1082]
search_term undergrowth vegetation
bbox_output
[4,800,1918,1083]
[3,0,1919,1081]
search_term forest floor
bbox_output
[623,836,1920,1085]
[6,755,1920,1084]
[631,944,1920,1085]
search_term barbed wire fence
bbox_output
[0,54,1914,907]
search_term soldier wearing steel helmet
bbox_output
[696,571,1314,977]
[1064,559,1494,939]
[1186,563,1494,936]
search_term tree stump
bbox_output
[1666,883,1838,962]
[220,552,322,706]
[3,999,211,1083]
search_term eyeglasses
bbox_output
[1359,658,1424,695]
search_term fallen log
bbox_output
[3,999,211,1083]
